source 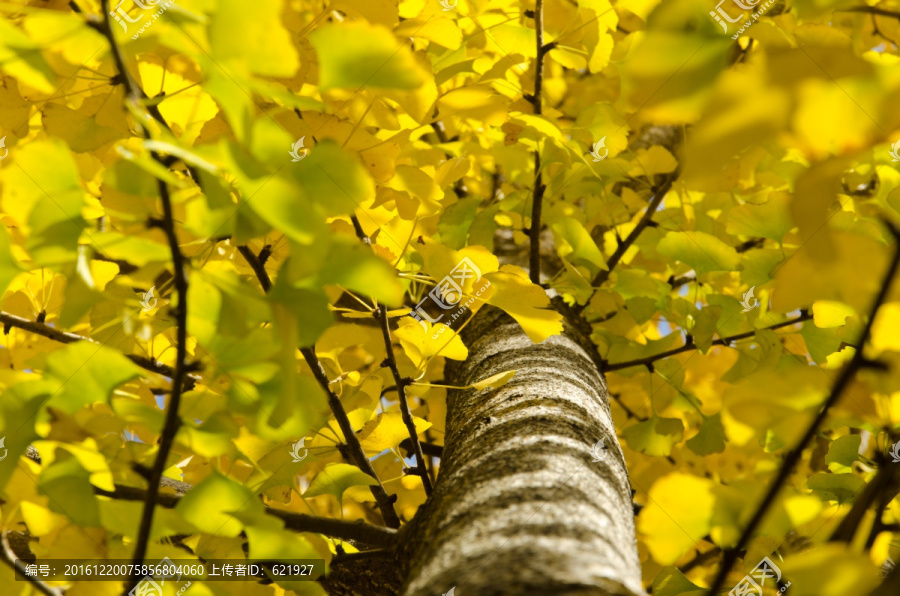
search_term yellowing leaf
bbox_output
[310,22,426,90]
[485,265,563,343]
[303,463,379,501]
[780,544,880,596]
[359,412,432,452]
[209,0,298,77]
[623,416,684,456]
[638,473,714,565]
[470,370,516,391]
[657,231,741,275]
[175,472,264,536]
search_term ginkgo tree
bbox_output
[2,0,900,594]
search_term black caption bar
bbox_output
[14,559,326,582]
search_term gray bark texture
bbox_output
[397,305,644,596]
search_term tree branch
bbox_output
[96,2,191,586]
[0,311,198,385]
[706,222,900,595]
[840,6,900,19]
[0,531,62,596]
[234,243,401,528]
[301,347,401,528]
[375,305,433,495]
[604,310,812,372]
[95,485,397,547]
[237,245,272,292]
[578,173,678,314]
[528,0,546,285]
[399,438,444,458]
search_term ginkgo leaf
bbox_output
[469,370,517,391]
[358,412,432,452]
[484,265,563,343]
[656,231,741,275]
[176,472,264,536]
[209,0,298,77]
[309,22,426,90]
[303,463,379,501]
[623,416,684,456]
[638,473,715,565]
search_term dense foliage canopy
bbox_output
[2,0,900,594]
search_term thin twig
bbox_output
[399,438,444,458]
[95,485,397,547]
[302,347,401,528]
[0,531,62,596]
[237,245,272,291]
[528,0,546,285]
[706,222,900,595]
[604,311,812,372]
[234,245,401,528]
[840,6,900,19]
[0,311,198,383]
[376,304,433,495]
[578,174,678,314]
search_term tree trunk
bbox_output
[397,305,644,596]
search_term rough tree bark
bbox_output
[396,304,644,596]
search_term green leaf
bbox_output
[551,218,607,273]
[652,566,705,596]
[291,140,376,216]
[0,225,22,299]
[623,416,684,456]
[824,435,861,474]
[39,455,100,527]
[0,19,56,92]
[208,0,298,77]
[686,414,726,455]
[726,194,794,242]
[309,22,426,90]
[808,472,865,504]
[45,342,144,414]
[303,463,378,501]
[656,231,741,275]
[175,472,264,536]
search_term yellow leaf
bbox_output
[638,473,715,565]
[812,300,856,328]
[484,265,564,343]
[470,370,516,391]
[310,22,426,90]
[781,543,880,596]
[359,411,432,452]
[871,302,900,352]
